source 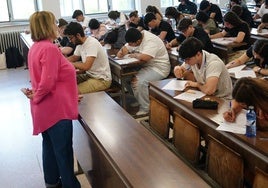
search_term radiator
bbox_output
[0,30,24,54]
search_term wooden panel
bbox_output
[149,96,170,138]
[173,112,200,164]
[207,135,244,188]
[253,168,268,188]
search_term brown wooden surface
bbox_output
[149,78,268,182]
[74,91,210,188]
[207,135,244,188]
[253,167,268,188]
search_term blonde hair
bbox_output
[29,11,57,42]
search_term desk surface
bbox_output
[149,79,268,173]
[78,91,210,187]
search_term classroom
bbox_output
[1,0,268,187]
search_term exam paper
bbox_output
[216,110,247,134]
[228,65,246,74]
[234,70,256,79]
[174,89,206,102]
[162,79,187,91]
[114,57,139,65]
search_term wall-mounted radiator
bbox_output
[0,30,24,54]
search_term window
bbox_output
[0,0,9,22]
[84,0,108,14]
[110,0,135,11]
[161,0,177,7]
[60,0,81,17]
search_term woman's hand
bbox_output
[223,108,236,122]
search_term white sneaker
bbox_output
[136,110,148,116]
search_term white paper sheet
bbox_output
[234,70,256,79]
[228,65,246,74]
[211,37,236,45]
[174,89,206,102]
[171,47,179,56]
[162,79,188,91]
[114,57,139,65]
[216,110,247,134]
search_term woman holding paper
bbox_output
[226,39,268,76]
[223,77,268,130]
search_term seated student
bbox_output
[226,39,268,75]
[144,12,176,42]
[253,0,268,20]
[177,0,197,16]
[64,22,112,94]
[210,11,250,47]
[223,77,268,131]
[231,4,255,28]
[106,10,128,28]
[72,9,90,30]
[103,25,126,49]
[145,5,163,21]
[166,18,214,53]
[165,6,185,27]
[55,18,76,56]
[174,37,232,99]
[116,28,170,115]
[196,11,220,35]
[128,10,147,31]
[257,13,268,33]
[88,18,107,40]
[199,0,223,24]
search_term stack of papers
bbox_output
[174,89,206,102]
[228,65,246,74]
[234,70,256,79]
[162,79,187,91]
[114,57,139,65]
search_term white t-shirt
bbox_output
[81,16,91,28]
[74,37,111,81]
[184,50,232,99]
[257,3,268,17]
[126,30,170,77]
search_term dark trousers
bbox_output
[42,119,81,188]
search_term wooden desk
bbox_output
[73,91,210,188]
[211,38,248,64]
[107,49,144,109]
[20,32,33,69]
[149,79,268,184]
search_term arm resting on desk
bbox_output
[185,76,218,95]
[210,30,226,39]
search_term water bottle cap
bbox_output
[248,106,254,110]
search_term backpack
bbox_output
[5,47,24,68]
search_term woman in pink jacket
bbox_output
[24,11,80,188]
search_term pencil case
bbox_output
[192,99,218,110]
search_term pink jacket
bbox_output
[28,40,78,135]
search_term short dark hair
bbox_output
[88,19,100,30]
[178,18,192,31]
[72,10,83,19]
[231,5,243,16]
[165,6,179,19]
[129,10,139,18]
[143,12,157,26]
[261,13,268,23]
[179,37,203,59]
[58,18,68,28]
[64,22,85,37]
[253,39,268,58]
[199,0,210,11]
[124,28,142,43]
[195,11,209,23]
[108,10,120,20]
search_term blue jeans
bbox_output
[42,120,81,188]
[132,67,166,112]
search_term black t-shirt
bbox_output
[208,3,223,23]
[176,27,214,53]
[177,1,197,15]
[246,46,268,68]
[241,7,254,28]
[129,17,148,30]
[151,20,176,42]
[224,22,250,44]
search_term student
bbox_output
[128,10,147,31]
[257,13,268,33]
[199,0,223,24]
[64,22,112,94]
[144,12,176,42]
[145,5,163,21]
[223,77,268,131]
[116,28,170,115]
[210,11,250,46]
[226,39,268,75]
[177,0,197,15]
[253,0,268,20]
[231,4,255,28]
[72,9,90,30]
[107,10,128,27]
[165,6,185,27]
[195,11,220,35]
[56,18,76,56]
[103,25,127,49]
[174,37,232,99]
[166,18,214,53]
[88,18,108,40]
[26,11,81,188]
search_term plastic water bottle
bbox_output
[245,106,256,137]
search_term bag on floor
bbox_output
[0,52,6,70]
[5,47,24,68]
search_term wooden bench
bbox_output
[72,91,210,187]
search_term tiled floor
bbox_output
[0,67,91,188]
